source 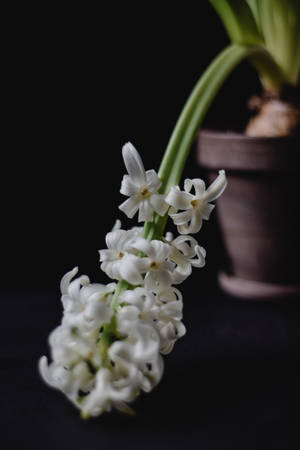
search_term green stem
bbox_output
[143,43,267,241]
[158,44,261,193]
[111,279,130,310]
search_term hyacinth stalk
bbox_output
[39,2,300,419]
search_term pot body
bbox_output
[197,130,300,300]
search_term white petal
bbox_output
[140,354,164,392]
[164,231,173,242]
[117,305,139,322]
[172,235,196,254]
[155,285,183,303]
[178,222,193,234]
[38,356,54,387]
[165,186,193,210]
[130,237,153,257]
[117,305,140,334]
[187,210,203,234]
[84,301,113,325]
[111,219,121,231]
[101,260,123,280]
[119,254,145,285]
[150,194,168,216]
[192,245,206,268]
[160,341,175,355]
[172,268,191,284]
[201,203,215,220]
[105,229,124,251]
[160,301,183,321]
[145,169,161,192]
[170,209,193,226]
[119,196,140,219]
[60,267,78,295]
[149,240,170,261]
[120,174,140,196]
[187,178,206,197]
[183,178,193,193]
[122,142,146,185]
[204,170,227,202]
[119,287,155,311]
[99,248,117,262]
[148,269,173,288]
[138,200,153,222]
[133,323,160,362]
[68,276,89,300]
[168,246,190,272]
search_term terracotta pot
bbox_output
[197,130,300,300]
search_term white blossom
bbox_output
[39,357,93,406]
[39,269,116,407]
[131,238,174,287]
[60,267,115,332]
[167,235,206,284]
[99,229,146,285]
[116,288,159,334]
[116,286,185,356]
[39,268,166,418]
[80,368,139,417]
[109,323,163,393]
[165,170,227,234]
[119,143,168,222]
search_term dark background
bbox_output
[3,3,300,450]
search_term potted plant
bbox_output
[197,0,300,299]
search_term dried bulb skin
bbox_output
[245,88,300,137]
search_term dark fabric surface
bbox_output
[2,285,300,450]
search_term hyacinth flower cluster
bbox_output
[39,143,226,418]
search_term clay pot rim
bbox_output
[199,129,300,143]
[197,129,300,172]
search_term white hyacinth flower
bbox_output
[167,235,206,284]
[144,274,183,304]
[131,238,174,287]
[109,323,163,393]
[60,267,115,332]
[99,229,145,285]
[80,368,139,417]
[165,170,227,234]
[116,288,159,334]
[148,282,186,355]
[119,143,168,222]
[39,269,116,406]
[116,286,185,356]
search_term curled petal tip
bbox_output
[60,267,79,294]
[121,142,146,185]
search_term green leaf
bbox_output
[246,0,262,33]
[209,0,263,46]
[258,0,300,85]
[210,0,300,89]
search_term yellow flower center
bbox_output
[140,187,150,198]
[119,252,124,258]
[190,199,198,208]
[150,261,159,270]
